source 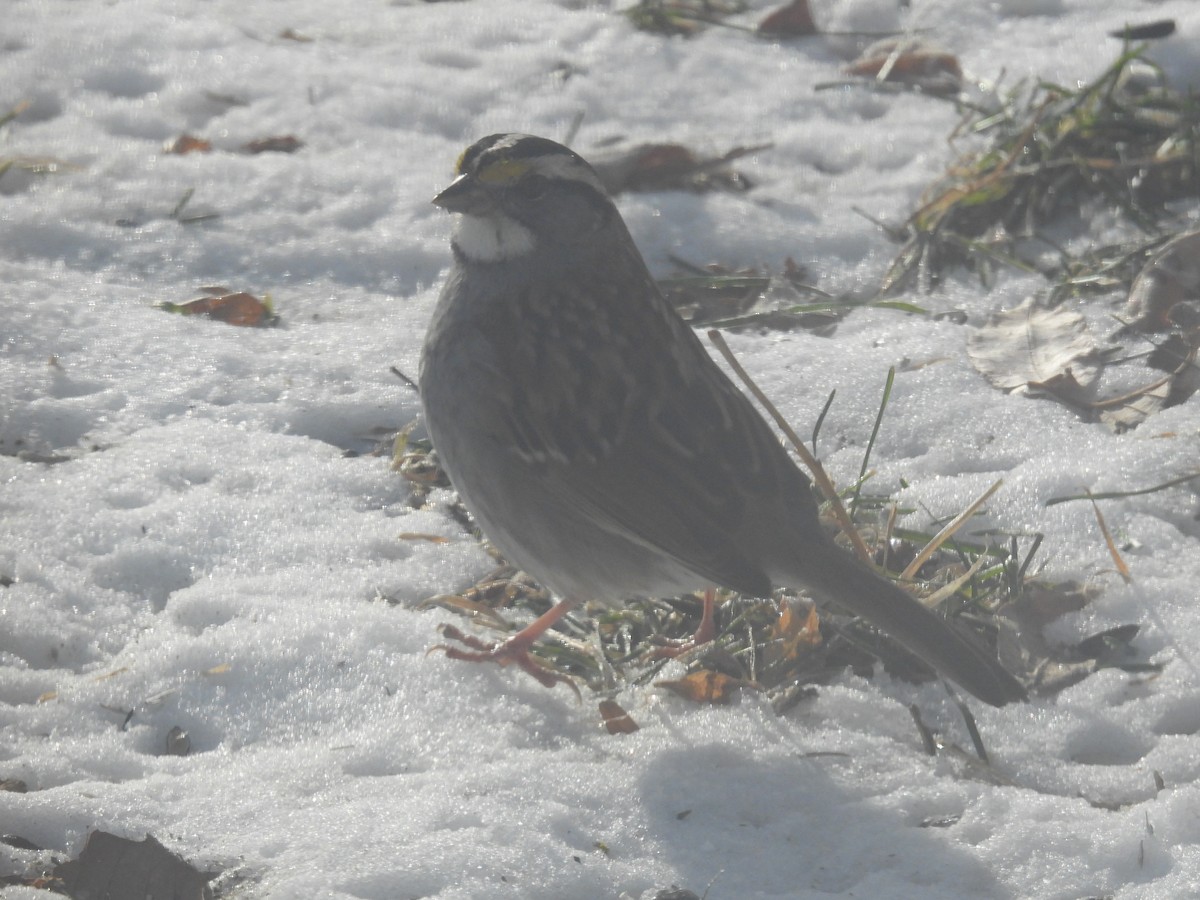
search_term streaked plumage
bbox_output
[420,133,1025,706]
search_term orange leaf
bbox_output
[161,292,276,327]
[165,134,212,155]
[657,669,747,704]
[765,600,822,666]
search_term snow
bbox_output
[2,0,1199,897]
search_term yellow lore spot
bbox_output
[474,157,532,184]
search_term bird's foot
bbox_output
[430,624,581,698]
[650,588,718,659]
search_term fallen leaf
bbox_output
[588,142,765,194]
[968,297,1101,402]
[1097,378,1173,432]
[598,699,640,734]
[1108,20,1175,40]
[846,39,962,96]
[160,292,278,327]
[240,135,303,154]
[758,0,818,36]
[657,669,755,704]
[1124,229,1200,333]
[1005,580,1097,629]
[164,134,212,155]
[763,599,821,667]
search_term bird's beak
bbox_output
[432,174,492,215]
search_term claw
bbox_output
[430,623,582,699]
[649,588,718,659]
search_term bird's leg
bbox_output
[651,588,717,658]
[430,598,582,695]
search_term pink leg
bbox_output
[652,588,718,658]
[430,599,582,695]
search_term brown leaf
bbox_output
[846,39,962,95]
[589,142,763,194]
[164,134,212,155]
[160,292,277,327]
[240,135,304,154]
[758,0,818,36]
[598,699,640,734]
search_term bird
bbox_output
[419,133,1026,706]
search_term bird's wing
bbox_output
[498,270,815,598]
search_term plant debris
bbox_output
[165,134,213,155]
[967,297,1102,402]
[240,134,303,154]
[598,699,640,734]
[412,372,1099,708]
[657,669,758,704]
[845,39,962,97]
[657,256,923,332]
[880,46,1200,296]
[588,141,765,194]
[1108,20,1175,41]
[966,248,1199,431]
[624,0,747,37]
[163,133,303,155]
[1122,229,1200,333]
[757,0,818,37]
[159,290,279,327]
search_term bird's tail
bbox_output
[788,540,1026,707]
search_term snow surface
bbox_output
[2,0,1200,897]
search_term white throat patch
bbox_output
[452,212,536,262]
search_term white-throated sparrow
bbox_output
[420,133,1025,706]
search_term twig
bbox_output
[706,330,874,564]
[900,479,1004,581]
[1045,472,1200,506]
[1086,490,1199,681]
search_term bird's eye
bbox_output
[515,174,549,201]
